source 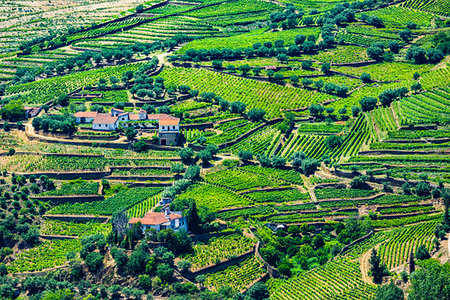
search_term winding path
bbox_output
[360,248,375,285]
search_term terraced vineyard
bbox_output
[40,219,111,237]
[7,240,81,274]
[204,256,266,292]
[279,133,329,159]
[48,187,163,215]
[267,258,377,300]
[184,233,255,270]
[378,221,436,269]
[1,0,449,298]
[157,67,331,118]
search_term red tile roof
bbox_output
[74,111,98,118]
[93,113,119,124]
[159,119,180,126]
[129,212,183,225]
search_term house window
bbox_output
[172,126,175,130]
[162,126,165,130]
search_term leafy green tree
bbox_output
[136,4,144,13]
[0,100,24,121]
[184,165,201,181]
[178,148,195,165]
[177,260,192,272]
[139,275,152,291]
[370,249,385,284]
[246,282,270,300]
[171,163,185,175]
[85,252,103,273]
[248,108,266,121]
[415,181,431,197]
[359,96,377,112]
[325,135,343,150]
[302,158,318,176]
[230,101,247,114]
[132,141,147,152]
[408,259,450,300]
[351,106,361,117]
[238,150,253,162]
[415,245,430,260]
[406,47,427,64]
[375,281,404,300]
[389,41,400,54]
[321,62,331,74]
[361,73,372,83]
[157,263,174,283]
[367,46,384,61]
[125,127,137,141]
[197,149,212,165]
[399,29,413,42]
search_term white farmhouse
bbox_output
[128,208,188,233]
[92,113,119,131]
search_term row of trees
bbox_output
[32,114,77,134]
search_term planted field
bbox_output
[398,89,450,125]
[207,122,262,145]
[297,123,346,134]
[268,258,376,300]
[41,181,99,196]
[0,155,174,172]
[157,67,330,118]
[204,256,265,292]
[369,106,398,133]
[224,126,280,155]
[7,239,81,274]
[370,213,442,228]
[47,187,163,216]
[401,0,450,16]
[40,219,111,237]
[315,188,377,200]
[266,210,358,223]
[185,0,279,20]
[71,90,129,103]
[319,194,426,209]
[184,233,254,270]
[378,221,436,269]
[171,100,211,114]
[360,7,435,27]
[6,63,142,104]
[217,205,277,220]
[127,193,162,218]
[331,115,371,159]
[241,165,304,185]
[304,45,371,64]
[178,183,251,211]
[279,133,329,159]
[387,129,450,140]
[349,154,450,166]
[178,27,321,52]
[246,189,309,203]
[204,169,285,191]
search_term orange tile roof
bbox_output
[129,212,183,225]
[74,111,98,118]
[159,119,180,126]
[93,113,119,124]
[129,114,140,121]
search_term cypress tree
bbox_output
[409,251,415,273]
